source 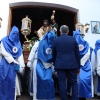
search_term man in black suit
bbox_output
[52,25,80,100]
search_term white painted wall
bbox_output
[0,0,100,48]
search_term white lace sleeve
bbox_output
[16,54,25,75]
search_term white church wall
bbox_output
[0,0,100,48]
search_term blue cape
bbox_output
[94,40,100,54]
[1,26,22,59]
[73,30,89,55]
[38,31,56,63]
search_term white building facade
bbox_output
[0,0,100,48]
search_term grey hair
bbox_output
[60,25,69,33]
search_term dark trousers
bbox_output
[56,69,78,100]
[79,98,86,100]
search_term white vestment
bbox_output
[27,41,39,100]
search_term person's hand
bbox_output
[13,60,19,65]
[51,16,54,20]
[48,26,52,32]
[77,69,80,74]
[14,63,20,72]
[34,30,37,34]
[34,30,39,37]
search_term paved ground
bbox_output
[19,94,100,100]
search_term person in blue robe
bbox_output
[73,30,93,100]
[27,28,56,100]
[91,40,100,97]
[0,26,25,100]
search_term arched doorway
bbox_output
[7,2,79,36]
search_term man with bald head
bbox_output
[52,25,80,100]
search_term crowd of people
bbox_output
[0,19,100,100]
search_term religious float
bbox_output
[21,15,38,63]
[21,10,56,63]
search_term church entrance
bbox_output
[9,7,78,45]
[7,2,78,99]
[11,7,77,45]
[8,2,79,46]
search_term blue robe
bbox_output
[73,30,93,98]
[0,26,22,100]
[94,40,100,95]
[37,31,56,99]
[27,31,56,100]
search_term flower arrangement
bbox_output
[22,37,39,51]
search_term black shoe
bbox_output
[16,96,20,100]
[79,98,86,100]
